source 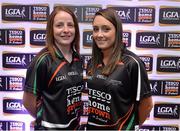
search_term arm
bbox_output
[138,96,153,125]
[23,91,37,118]
[22,52,47,118]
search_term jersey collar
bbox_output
[53,44,79,60]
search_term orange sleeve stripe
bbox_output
[118,104,134,130]
[48,61,66,87]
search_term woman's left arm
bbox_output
[138,96,153,125]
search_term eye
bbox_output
[102,26,110,32]
[93,27,99,32]
[67,22,74,28]
[55,23,63,28]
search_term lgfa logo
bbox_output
[33,33,46,41]
[6,55,26,66]
[116,9,131,20]
[154,103,179,119]
[160,59,180,69]
[6,101,26,111]
[86,33,93,42]
[3,99,28,114]
[150,81,158,93]
[5,7,26,18]
[163,11,179,19]
[139,34,160,45]
[157,106,178,116]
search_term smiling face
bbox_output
[92,15,116,52]
[53,11,75,47]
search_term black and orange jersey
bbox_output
[24,46,83,130]
[86,49,152,130]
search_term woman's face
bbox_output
[53,11,75,47]
[93,15,116,52]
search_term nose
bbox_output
[97,30,103,38]
[63,25,69,33]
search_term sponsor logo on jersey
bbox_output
[0,29,25,45]
[2,52,36,69]
[0,76,24,91]
[140,125,179,131]
[56,75,67,81]
[3,98,28,114]
[139,55,153,72]
[157,56,180,73]
[68,71,79,76]
[0,121,25,130]
[159,6,180,25]
[107,6,155,24]
[55,5,102,23]
[2,4,49,22]
[66,85,83,114]
[154,103,179,119]
[88,88,111,121]
[30,29,46,46]
[149,80,179,96]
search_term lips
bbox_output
[96,39,106,43]
[61,35,71,39]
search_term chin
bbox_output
[60,40,73,45]
[97,46,106,49]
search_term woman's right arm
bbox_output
[23,91,37,118]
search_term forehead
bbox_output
[54,11,74,22]
[93,15,113,27]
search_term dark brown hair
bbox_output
[46,6,80,60]
[91,8,125,75]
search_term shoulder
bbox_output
[28,48,51,69]
[122,49,145,70]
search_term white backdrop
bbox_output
[0,0,179,130]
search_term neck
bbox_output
[55,42,72,63]
[102,48,113,65]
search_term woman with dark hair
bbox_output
[23,6,83,130]
[86,8,153,130]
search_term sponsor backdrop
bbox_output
[0,0,179,130]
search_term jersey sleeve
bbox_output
[129,58,152,101]
[24,54,48,96]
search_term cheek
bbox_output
[53,28,59,35]
[72,29,75,35]
[111,35,115,43]
[92,33,97,40]
[110,32,116,42]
